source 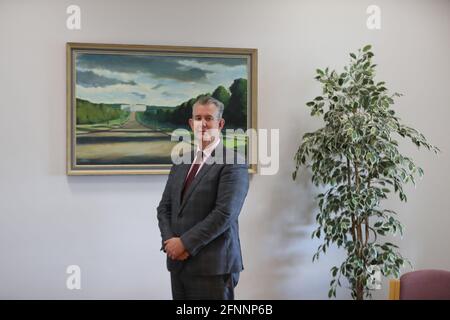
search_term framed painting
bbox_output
[66,42,257,175]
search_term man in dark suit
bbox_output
[157,96,249,300]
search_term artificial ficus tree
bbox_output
[292,45,439,300]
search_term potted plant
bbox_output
[292,45,439,300]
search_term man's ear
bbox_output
[188,118,194,130]
[219,118,225,130]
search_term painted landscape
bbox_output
[74,52,249,165]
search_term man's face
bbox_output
[189,103,225,146]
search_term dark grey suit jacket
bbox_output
[157,144,249,276]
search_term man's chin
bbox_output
[195,133,210,140]
[194,137,214,146]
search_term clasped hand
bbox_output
[164,237,190,261]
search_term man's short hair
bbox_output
[192,96,224,119]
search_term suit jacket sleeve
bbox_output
[180,164,249,257]
[156,164,177,251]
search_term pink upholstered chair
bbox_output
[389,269,450,300]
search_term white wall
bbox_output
[0,0,449,299]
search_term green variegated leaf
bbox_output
[292,45,439,300]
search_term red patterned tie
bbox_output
[181,151,203,201]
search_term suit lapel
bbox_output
[174,163,189,212]
[178,163,213,214]
[174,150,194,211]
[176,142,228,215]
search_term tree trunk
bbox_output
[356,281,364,300]
[354,161,365,300]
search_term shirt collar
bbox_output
[195,137,221,159]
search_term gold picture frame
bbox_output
[66,42,257,175]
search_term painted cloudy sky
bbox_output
[75,52,248,107]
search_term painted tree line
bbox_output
[76,78,247,129]
[76,99,128,125]
[142,78,248,129]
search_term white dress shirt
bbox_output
[186,138,221,178]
